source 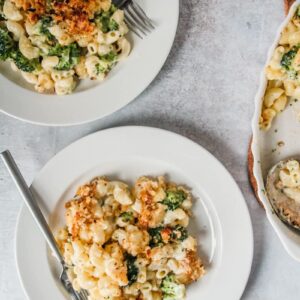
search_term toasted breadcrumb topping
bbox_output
[11,0,111,34]
[57,176,205,299]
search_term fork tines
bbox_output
[78,289,89,300]
[123,1,155,38]
[60,268,89,300]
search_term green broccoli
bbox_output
[287,69,298,80]
[55,54,79,71]
[48,43,82,71]
[160,274,185,300]
[48,43,64,56]
[94,5,119,33]
[148,226,164,248]
[160,190,187,211]
[39,16,55,42]
[100,51,118,63]
[119,211,134,223]
[0,26,15,61]
[125,253,138,285]
[95,51,117,75]
[148,225,187,248]
[10,50,40,72]
[69,43,82,57]
[95,63,106,75]
[108,19,119,31]
[281,46,299,71]
[296,6,300,18]
[0,26,39,72]
[171,225,188,242]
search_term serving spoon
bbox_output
[266,158,300,232]
[0,150,88,300]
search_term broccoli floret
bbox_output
[161,274,185,300]
[48,42,82,58]
[39,16,55,42]
[110,4,118,14]
[11,50,40,72]
[69,43,82,57]
[0,26,39,72]
[48,43,64,56]
[160,190,187,211]
[0,26,15,60]
[281,46,299,70]
[287,69,298,80]
[55,54,79,71]
[171,225,188,242]
[100,51,118,63]
[94,5,119,33]
[120,211,134,223]
[109,19,119,31]
[125,253,138,285]
[148,226,164,248]
[280,46,300,79]
[48,42,82,71]
[296,6,300,18]
[149,225,187,248]
[95,52,117,75]
[95,63,106,75]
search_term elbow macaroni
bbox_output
[260,5,300,130]
[6,20,24,41]
[3,0,23,21]
[56,176,205,300]
[0,0,131,95]
[19,35,40,60]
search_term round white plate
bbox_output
[16,126,253,300]
[0,0,179,126]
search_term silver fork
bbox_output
[114,0,155,38]
[0,150,88,300]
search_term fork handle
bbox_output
[1,150,65,265]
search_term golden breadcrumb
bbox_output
[11,0,111,34]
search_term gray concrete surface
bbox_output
[1,0,300,299]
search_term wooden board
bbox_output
[247,138,264,208]
[285,0,296,14]
[248,0,294,208]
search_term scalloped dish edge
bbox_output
[251,0,300,262]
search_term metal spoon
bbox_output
[266,158,300,232]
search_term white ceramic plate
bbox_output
[0,0,179,126]
[15,126,253,300]
[251,0,300,262]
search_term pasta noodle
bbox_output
[6,20,24,41]
[56,176,205,300]
[261,5,300,130]
[0,0,131,95]
[3,0,22,21]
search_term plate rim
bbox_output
[0,1,179,126]
[15,126,253,299]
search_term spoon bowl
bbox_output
[266,158,300,232]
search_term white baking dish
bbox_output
[251,0,300,261]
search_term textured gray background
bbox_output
[1,0,300,299]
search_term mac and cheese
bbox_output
[260,5,300,130]
[56,176,205,300]
[0,0,130,95]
